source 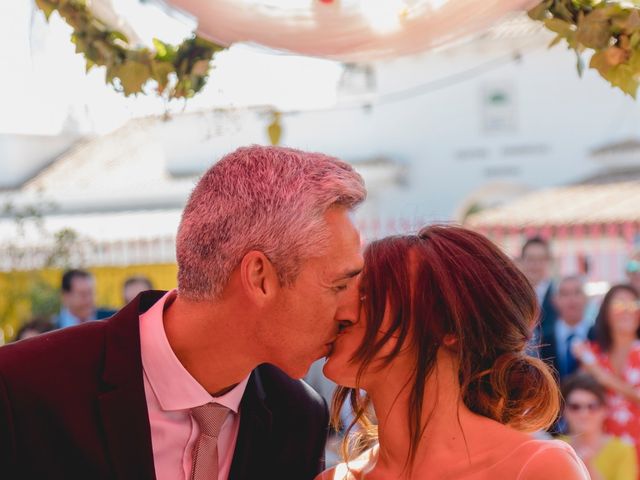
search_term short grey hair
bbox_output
[176,145,366,300]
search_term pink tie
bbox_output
[190,403,230,480]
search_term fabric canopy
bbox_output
[167,0,541,61]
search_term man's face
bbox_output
[554,278,587,326]
[521,243,551,287]
[264,208,363,379]
[62,276,96,322]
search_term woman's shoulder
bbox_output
[515,439,589,480]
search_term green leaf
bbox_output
[544,17,575,36]
[554,1,575,22]
[616,9,640,34]
[71,34,89,56]
[108,30,129,45]
[603,64,638,98]
[151,61,174,92]
[153,38,177,62]
[34,0,56,21]
[628,49,640,71]
[576,11,612,49]
[590,49,612,76]
[110,61,151,96]
[528,1,553,21]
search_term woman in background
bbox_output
[573,284,640,461]
[561,372,637,480]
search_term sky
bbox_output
[0,0,344,136]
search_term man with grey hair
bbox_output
[0,146,366,480]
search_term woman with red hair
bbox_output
[319,225,588,479]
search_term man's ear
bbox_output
[239,251,279,306]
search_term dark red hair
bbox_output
[332,225,560,470]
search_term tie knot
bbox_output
[191,403,230,438]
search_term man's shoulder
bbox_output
[0,321,108,379]
[0,320,107,357]
[0,291,158,377]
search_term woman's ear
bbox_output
[442,334,458,347]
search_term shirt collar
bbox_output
[555,317,590,343]
[139,289,249,413]
[58,307,96,328]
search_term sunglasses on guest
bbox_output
[610,300,640,314]
[566,401,603,413]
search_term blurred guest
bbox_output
[541,276,592,381]
[14,317,55,341]
[561,372,637,480]
[305,359,352,467]
[122,275,153,305]
[520,236,558,339]
[626,251,640,295]
[573,284,640,457]
[55,269,114,329]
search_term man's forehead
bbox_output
[524,245,549,258]
[558,281,584,295]
[317,247,363,279]
[71,276,94,287]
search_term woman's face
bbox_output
[607,289,640,338]
[323,291,404,390]
[564,389,606,436]
[322,299,367,388]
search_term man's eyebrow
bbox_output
[334,268,363,281]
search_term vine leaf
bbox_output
[531,0,640,97]
[32,0,225,100]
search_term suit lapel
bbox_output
[229,367,273,480]
[97,291,166,480]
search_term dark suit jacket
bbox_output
[538,283,559,339]
[0,291,328,480]
[540,324,596,381]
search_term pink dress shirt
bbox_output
[139,290,249,480]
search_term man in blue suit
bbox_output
[520,236,558,340]
[55,269,115,328]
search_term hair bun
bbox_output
[468,352,560,432]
